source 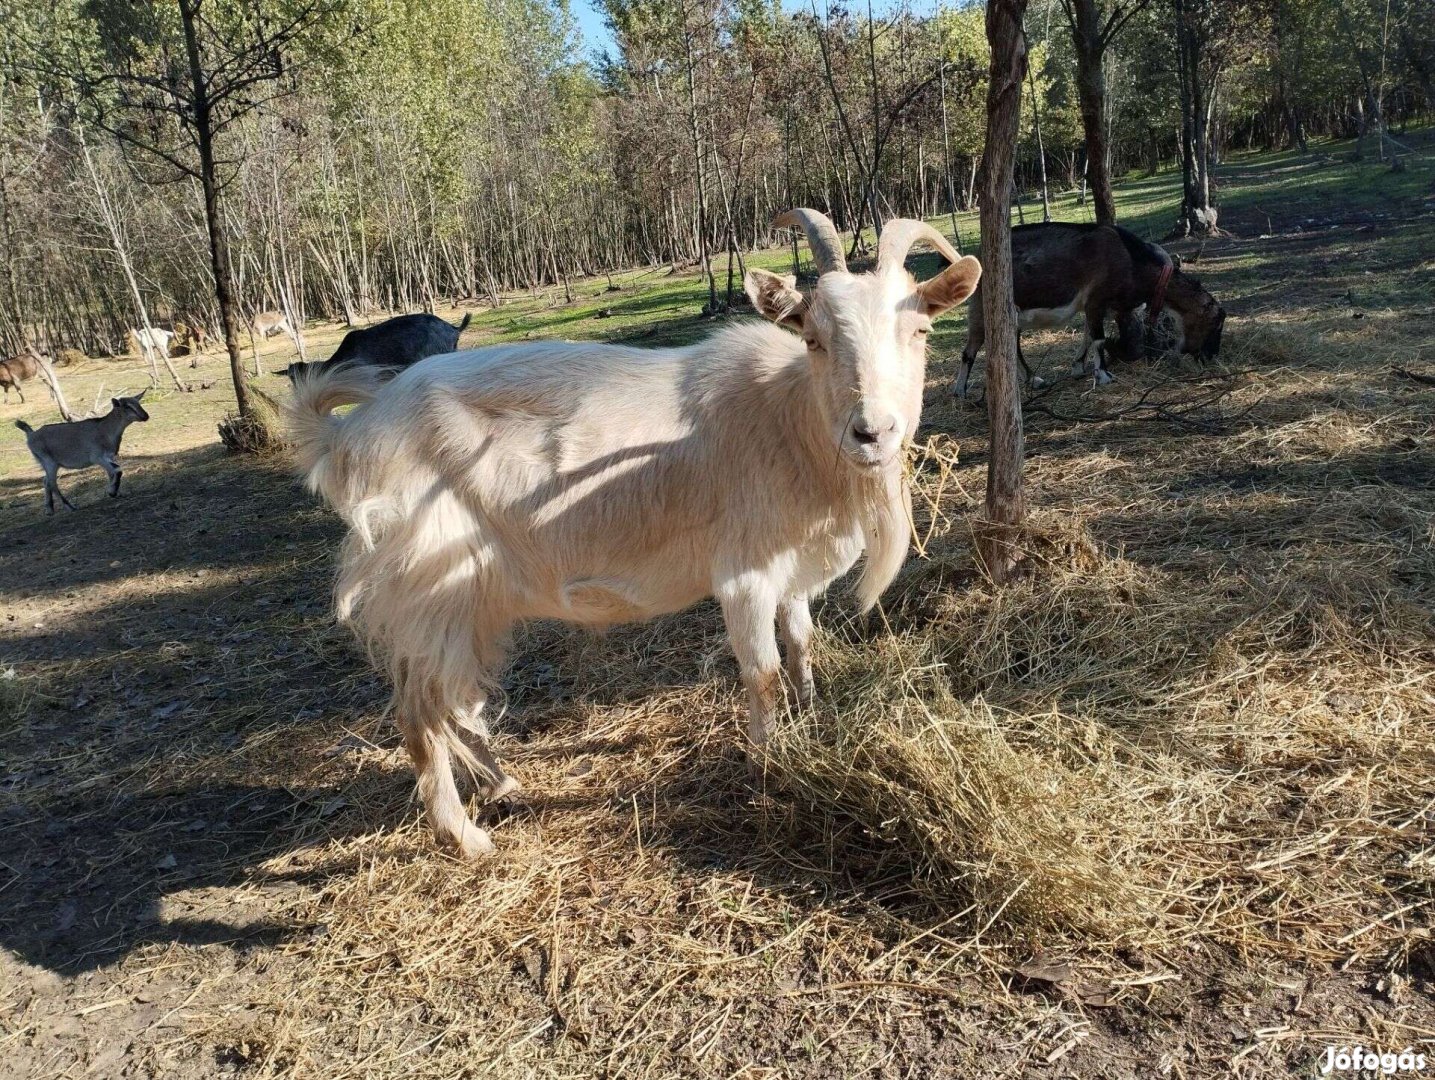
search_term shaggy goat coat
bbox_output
[294,322,905,634]
[290,325,906,823]
[288,210,979,856]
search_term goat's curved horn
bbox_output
[771,208,848,275]
[876,219,960,275]
[134,387,148,401]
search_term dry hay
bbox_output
[218,389,288,454]
[765,525,1434,958]
[6,307,1434,1077]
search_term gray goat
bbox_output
[15,391,151,514]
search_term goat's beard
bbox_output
[853,465,910,613]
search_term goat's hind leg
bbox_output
[453,693,521,804]
[395,670,495,858]
[43,463,75,513]
[400,711,495,858]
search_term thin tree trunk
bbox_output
[680,12,716,312]
[180,0,251,423]
[75,127,186,391]
[979,0,1030,583]
[24,343,72,421]
[1027,50,1052,221]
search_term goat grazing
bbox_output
[0,353,38,403]
[252,310,294,340]
[130,327,174,359]
[287,209,981,857]
[16,391,150,514]
[278,312,472,382]
[952,222,1226,397]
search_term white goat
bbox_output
[16,391,150,514]
[130,327,173,358]
[286,210,980,857]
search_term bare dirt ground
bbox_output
[2,144,1434,1078]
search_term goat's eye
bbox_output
[804,338,819,350]
[914,327,930,339]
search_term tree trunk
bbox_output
[1027,55,1052,222]
[937,48,963,248]
[1175,0,1217,235]
[1069,0,1117,225]
[0,172,25,354]
[76,129,186,391]
[24,343,72,421]
[979,0,1030,583]
[680,16,716,313]
[180,0,251,421]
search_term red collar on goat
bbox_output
[1148,260,1174,325]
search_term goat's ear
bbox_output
[111,397,121,408]
[745,269,807,329]
[915,255,982,317]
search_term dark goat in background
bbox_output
[279,313,473,382]
[953,223,1226,397]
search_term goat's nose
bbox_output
[850,413,898,446]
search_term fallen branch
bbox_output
[1392,367,1435,387]
[1024,372,1259,434]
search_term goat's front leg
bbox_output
[777,596,814,707]
[102,457,123,498]
[1080,307,1114,385]
[717,574,781,748]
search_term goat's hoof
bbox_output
[1095,370,1114,386]
[1030,375,1048,389]
[450,826,496,859]
[484,775,522,804]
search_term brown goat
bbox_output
[0,353,39,404]
[953,223,1226,397]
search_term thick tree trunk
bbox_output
[1070,0,1117,225]
[180,0,251,421]
[979,0,1030,583]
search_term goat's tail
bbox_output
[283,364,388,508]
[14,420,32,434]
[455,312,472,334]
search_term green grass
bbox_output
[4,125,1432,500]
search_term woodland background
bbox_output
[1,0,1430,362]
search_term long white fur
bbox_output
[287,216,979,856]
